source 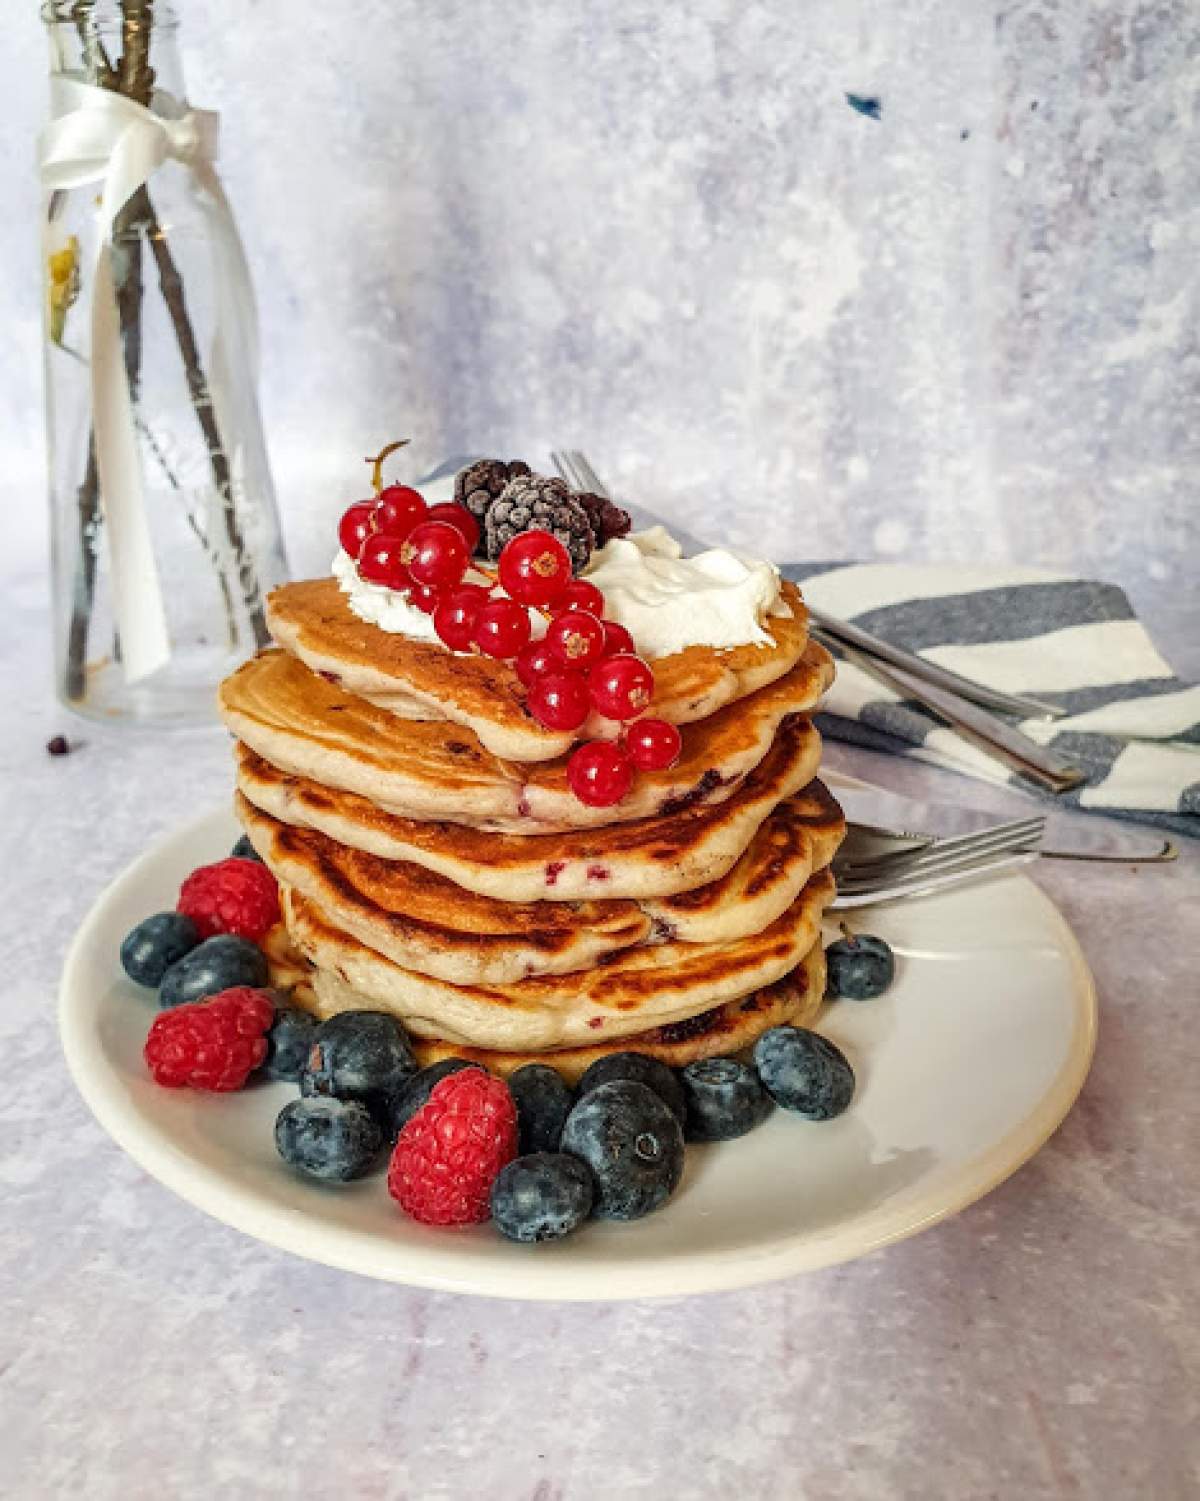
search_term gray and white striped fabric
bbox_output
[783,562,1200,837]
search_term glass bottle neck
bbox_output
[43,3,184,104]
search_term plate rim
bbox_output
[58,803,1098,1301]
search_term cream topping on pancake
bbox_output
[582,528,787,657]
[333,525,785,659]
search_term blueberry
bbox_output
[826,933,895,1000]
[158,934,268,1008]
[300,1011,417,1115]
[576,1052,686,1125]
[753,1027,855,1120]
[275,1097,382,1181]
[231,833,264,863]
[508,1064,574,1154]
[680,1056,772,1141]
[120,912,200,988]
[389,1058,482,1138]
[490,1153,594,1243]
[263,1004,317,1083]
[561,1081,685,1220]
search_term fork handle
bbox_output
[819,633,1087,796]
[807,607,1065,722]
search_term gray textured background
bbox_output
[5,0,1198,653]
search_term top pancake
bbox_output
[218,642,834,832]
[265,576,810,762]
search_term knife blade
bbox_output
[834,785,1178,863]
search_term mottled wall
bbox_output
[5,2,1198,652]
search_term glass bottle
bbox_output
[41,1,287,724]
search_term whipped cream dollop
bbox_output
[581,527,786,658]
[333,526,785,659]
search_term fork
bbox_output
[830,814,1045,907]
[551,450,1064,720]
[550,449,1085,796]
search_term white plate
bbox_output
[60,805,1096,1301]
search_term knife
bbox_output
[833,784,1179,863]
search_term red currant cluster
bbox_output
[337,481,681,809]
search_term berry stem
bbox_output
[838,922,858,947]
[364,439,411,495]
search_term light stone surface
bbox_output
[2,561,1198,1500]
[4,2,1200,1495]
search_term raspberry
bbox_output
[144,987,275,1091]
[177,857,280,942]
[388,1070,518,1226]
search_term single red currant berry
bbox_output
[357,531,410,589]
[527,671,590,733]
[373,484,427,540]
[546,609,607,670]
[474,598,532,659]
[566,741,634,808]
[423,502,481,554]
[401,521,470,588]
[601,619,635,656]
[555,578,605,616]
[498,531,572,607]
[589,653,655,721]
[625,716,682,771]
[433,585,489,650]
[515,639,559,688]
[408,582,442,614]
[338,500,377,558]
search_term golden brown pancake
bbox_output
[282,945,826,1083]
[233,714,824,901]
[240,796,651,985]
[265,576,811,762]
[239,778,842,972]
[282,869,837,1051]
[408,946,827,1082]
[219,643,834,831]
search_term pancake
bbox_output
[239,796,651,984]
[641,782,845,943]
[234,714,824,902]
[283,868,837,1051]
[265,576,811,762]
[238,777,842,972]
[219,643,834,832]
[311,946,827,1083]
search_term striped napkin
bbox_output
[783,562,1199,837]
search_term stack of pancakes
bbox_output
[218,572,845,1083]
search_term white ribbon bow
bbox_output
[38,74,258,682]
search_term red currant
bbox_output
[527,671,590,732]
[357,531,410,589]
[546,609,607,670]
[601,619,635,656]
[515,640,559,688]
[408,582,442,614]
[589,653,655,721]
[401,521,470,588]
[555,578,605,616]
[373,484,427,540]
[625,717,682,771]
[338,500,376,559]
[474,598,532,659]
[424,502,480,554]
[433,584,489,650]
[567,741,634,808]
[498,531,572,607]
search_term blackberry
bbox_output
[454,458,531,525]
[484,474,595,573]
[575,491,632,548]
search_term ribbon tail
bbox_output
[92,244,171,683]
